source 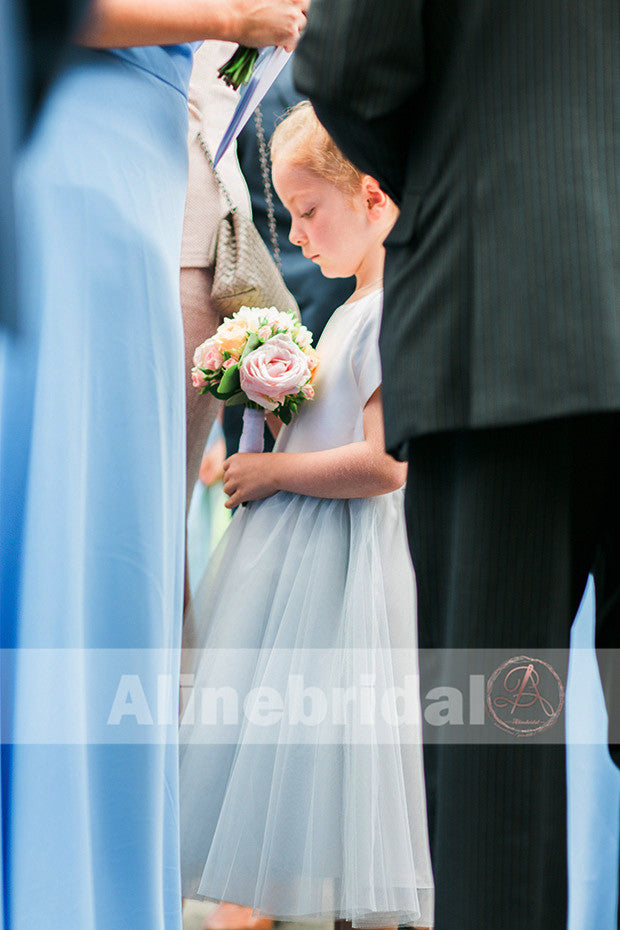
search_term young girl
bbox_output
[180,101,434,930]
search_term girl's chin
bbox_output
[315,263,345,279]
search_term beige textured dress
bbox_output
[181,40,252,270]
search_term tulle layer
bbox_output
[180,490,434,928]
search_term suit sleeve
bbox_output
[294,0,426,203]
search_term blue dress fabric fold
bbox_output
[0,42,198,929]
[0,0,21,334]
[567,578,620,929]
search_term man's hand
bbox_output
[223,452,280,508]
[228,0,309,52]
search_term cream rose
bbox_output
[235,307,263,331]
[295,326,312,349]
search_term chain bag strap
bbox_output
[253,106,281,271]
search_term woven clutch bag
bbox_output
[212,207,299,318]
[198,129,300,321]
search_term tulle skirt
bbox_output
[179,489,434,928]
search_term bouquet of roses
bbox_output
[192,306,319,453]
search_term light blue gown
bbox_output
[567,578,620,929]
[0,43,198,929]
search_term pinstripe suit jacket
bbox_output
[295,1,620,455]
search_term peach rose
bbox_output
[240,334,311,411]
[214,319,249,358]
[304,348,320,383]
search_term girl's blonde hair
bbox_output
[270,100,363,197]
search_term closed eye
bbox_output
[301,207,315,218]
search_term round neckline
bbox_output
[342,286,384,307]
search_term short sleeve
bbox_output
[352,302,383,406]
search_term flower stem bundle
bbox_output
[218,46,260,90]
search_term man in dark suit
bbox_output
[295,3,620,928]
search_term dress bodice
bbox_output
[109,42,202,96]
[274,290,383,455]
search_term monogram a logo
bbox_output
[486,656,565,736]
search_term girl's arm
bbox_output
[223,387,407,508]
[78,0,308,50]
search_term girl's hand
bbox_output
[222,452,279,508]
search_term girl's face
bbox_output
[272,159,372,279]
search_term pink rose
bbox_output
[191,368,207,388]
[301,384,314,400]
[257,325,272,341]
[193,339,223,372]
[223,357,237,369]
[240,334,311,411]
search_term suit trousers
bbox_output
[405,413,620,930]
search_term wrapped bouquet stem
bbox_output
[238,407,266,454]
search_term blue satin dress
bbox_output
[567,578,620,928]
[0,43,199,929]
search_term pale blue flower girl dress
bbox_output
[180,290,434,928]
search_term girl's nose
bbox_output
[289,222,306,246]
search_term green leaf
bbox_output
[218,364,241,396]
[240,332,261,362]
[278,407,292,425]
[224,391,246,407]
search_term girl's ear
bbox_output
[362,175,388,216]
